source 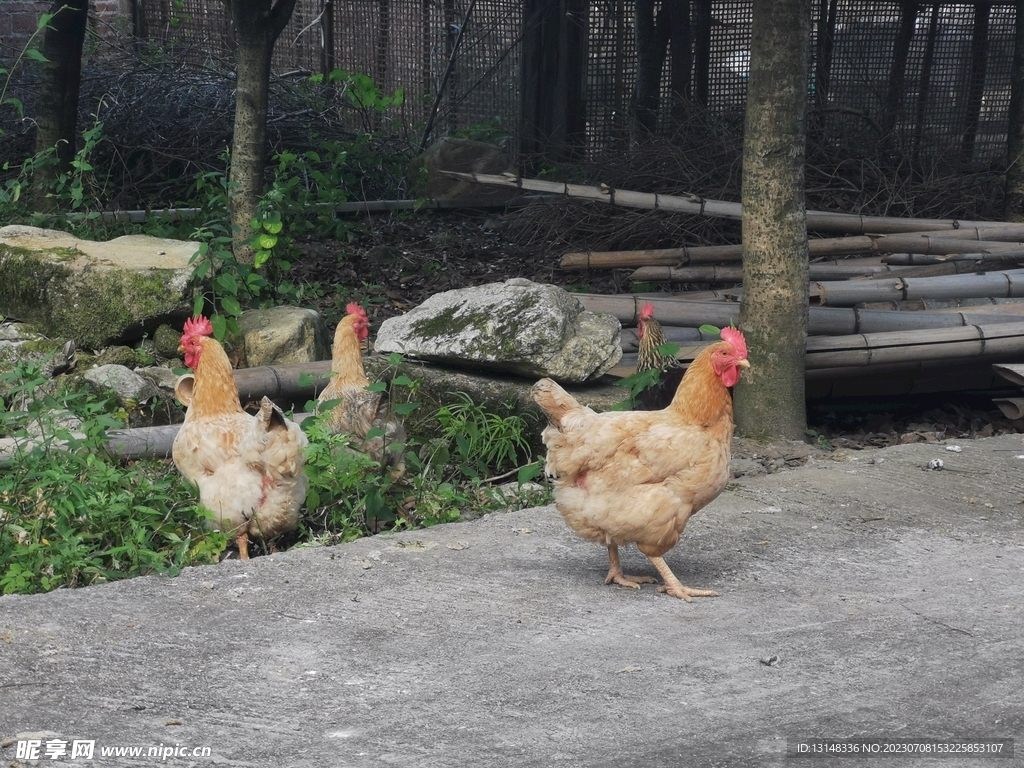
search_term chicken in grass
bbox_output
[316,302,406,480]
[635,301,686,411]
[532,327,749,601]
[172,316,308,560]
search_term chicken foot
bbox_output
[604,544,656,589]
[647,555,717,602]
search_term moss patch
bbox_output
[0,244,190,349]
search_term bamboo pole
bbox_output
[869,234,1024,255]
[804,322,1024,368]
[561,225,1024,272]
[440,171,1001,233]
[560,236,879,269]
[815,270,1024,306]
[632,262,906,283]
[575,293,1024,335]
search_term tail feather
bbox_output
[531,378,585,428]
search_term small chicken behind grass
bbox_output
[316,302,407,480]
[532,327,749,601]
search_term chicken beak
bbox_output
[737,359,751,369]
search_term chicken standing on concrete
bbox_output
[532,328,749,600]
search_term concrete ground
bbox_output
[1,435,1023,767]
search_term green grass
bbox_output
[0,361,550,595]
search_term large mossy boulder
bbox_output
[0,226,196,350]
[374,278,622,382]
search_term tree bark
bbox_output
[32,0,88,211]
[1006,0,1024,220]
[630,0,669,140]
[226,0,297,264]
[734,0,811,440]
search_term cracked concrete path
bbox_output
[2,435,1023,767]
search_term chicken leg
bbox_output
[236,532,250,561]
[604,544,656,589]
[647,555,717,602]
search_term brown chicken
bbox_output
[316,303,406,479]
[635,301,685,411]
[172,316,308,560]
[532,327,749,601]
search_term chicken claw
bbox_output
[604,545,657,589]
[648,556,717,602]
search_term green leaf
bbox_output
[24,49,48,63]
[366,381,387,392]
[210,314,227,341]
[262,219,283,235]
[253,249,271,268]
[215,273,239,295]
[221,296,242,317]
[298,372,315,387]
[656,342,680,357]
[517,462,542,484]
[392,375,414,387]
[192,295,205,316]
[257,233,278,250]
[699,324,722,335]
[393,402,420,416]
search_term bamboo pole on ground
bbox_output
[560,237,879,269]
[575,293,1024,335]
[632,262,907,283]
[815,270,1024,305]
[440,171,1002,234]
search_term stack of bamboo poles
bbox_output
[440,172,1024,396]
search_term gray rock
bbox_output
[135,365,180,395]
[0,226,195,349]
[237,306,329,367]
[84,364,160,405]
[375,278,622,382]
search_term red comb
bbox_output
[639,302,655,320]
[346,302,367,321]
[721,327,747,358]
[183,315,214,338]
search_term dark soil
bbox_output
[290,207,1024,451]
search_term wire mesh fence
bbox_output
[74,0,1024,168]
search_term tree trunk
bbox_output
[667,0,692,119]
[32,0,88,211]
[226,0,297,265]
[734,0,811,440]
[630,0,670,141]
[1006,0,1024,220]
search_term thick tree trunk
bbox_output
[1006,0,1024,220]
[226,0,296,265]
[32,0,88,211]
[734,0,811,440]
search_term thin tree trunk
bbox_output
[226,0,297,265]
[880,1,918,155]
[961,2,991,165]
[734,0,812,440]
[667,0,692,119]
[630,0,669,140]
[1006,0,1024,219]
[32,0,88,211]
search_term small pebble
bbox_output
[760,655,781,667]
